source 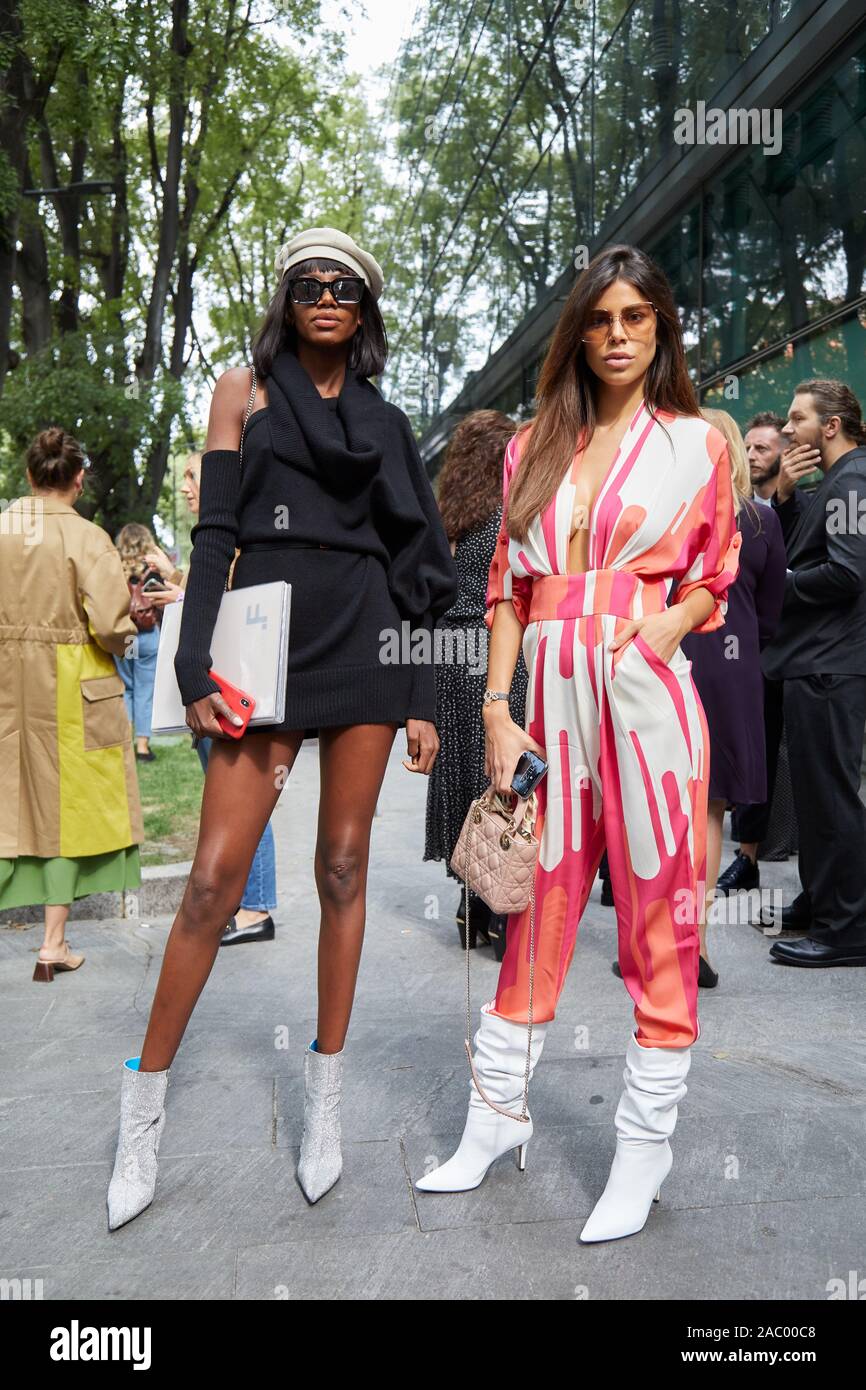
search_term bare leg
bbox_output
[313,723,398,1054]
[41,904,70,952]
[139,729,304,1071]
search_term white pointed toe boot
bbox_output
[107,1057,170,1231]
[580,1032,691,1243]
[415,1002,548,1193]
[297,1040,344,1203]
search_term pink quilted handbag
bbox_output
[450,787,540,1121]
[450,787,538,914]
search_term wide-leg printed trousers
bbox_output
[491,571,710,1049]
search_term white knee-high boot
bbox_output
[580,1032,691,1243]
[415,1002,548,1193]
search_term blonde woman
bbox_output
[114,522,164,761]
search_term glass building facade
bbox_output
[695,35,866,419]
[416,0,866,466]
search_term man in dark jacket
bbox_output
[762,379,866,966]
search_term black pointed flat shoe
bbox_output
[219,915,275,947]
[769,936,866,967]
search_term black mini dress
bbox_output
[174,350,459,736]
[233,399,418,735]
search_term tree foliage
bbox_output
[0,0,383,533]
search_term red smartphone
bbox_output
[209,670,256,738]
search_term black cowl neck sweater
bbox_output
[173,350,459,720]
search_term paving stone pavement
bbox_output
[1,735,864,1301]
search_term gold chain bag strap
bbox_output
[450,787,539,1121]
[225,366,258,594]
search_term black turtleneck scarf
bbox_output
[174,350,459,723]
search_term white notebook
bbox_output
[151,581,291,734]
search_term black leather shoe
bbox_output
[773,892,813,933]
[456,898,494,950]
[770,937,866,967]
[716,851,759,896]
[219,915,275,947]
[760,890,813,934]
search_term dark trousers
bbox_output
[783,673,866,946]
[732,677,784,844]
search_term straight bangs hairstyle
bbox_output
[251,256,388,381]
[505,244,700,542]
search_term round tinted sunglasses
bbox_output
[287,276,365,306]
[581,301,657,343]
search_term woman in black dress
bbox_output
[106,227,458,1227]
[423,411,529,955]
[680,409,787,982]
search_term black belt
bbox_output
[242,540,333,552]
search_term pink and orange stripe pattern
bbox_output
[484,403,742,1047]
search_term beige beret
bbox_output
[274,226,385,301]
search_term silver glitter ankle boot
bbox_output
[296,1041,343,1203]
[107,1056,170,1231]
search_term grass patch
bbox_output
[136,736,203,867]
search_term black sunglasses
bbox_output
[287,275,365,306]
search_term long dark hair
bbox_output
[251,257,388,380]
[506,244,700,541]
[438,410,517,543]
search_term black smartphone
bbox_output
[511,749,548,799]
[141,574,168,593]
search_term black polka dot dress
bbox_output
[424,507,529,883]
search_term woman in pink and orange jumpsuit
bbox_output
[416,245,741,1244]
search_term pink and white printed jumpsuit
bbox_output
[484,402,742,1049]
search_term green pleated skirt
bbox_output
[0,845,141,910]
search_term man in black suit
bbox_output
[762,379,866,966]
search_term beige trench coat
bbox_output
[0,497,144,858]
